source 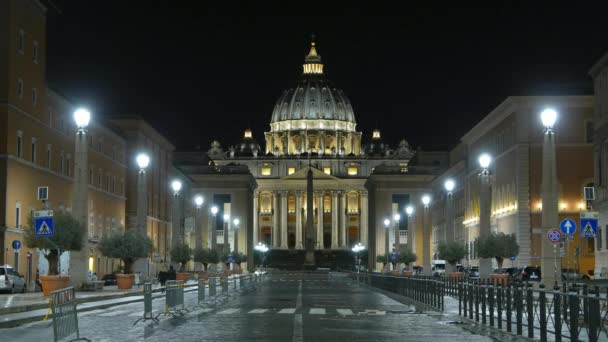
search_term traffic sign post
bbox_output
[12,240,21,250]
[547,228,561,291]
[35,216,54,237]
[580,212,599,238]
[560,218,577,236]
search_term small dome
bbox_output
[363,129,392,157]
[233,128,261,157]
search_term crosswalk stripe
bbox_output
[218,308,240,314]
[248,309,268,314]
[128,311,144,317]
[309,308,325,315]
[99,310,128,317]
[278,308,296,314]
[336,309,354,315]
[190,308,214,315]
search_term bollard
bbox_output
[133,283,160,325]
[515,285,523,336]
[588,297,601,342]
[469,283,474,320]
[475,283,480,322]
[554,291,562,342]
[496,285,502,330]
[526,284,533,339]
[488,285,494,327]
[209,277,217,297]
[569,293,579,341]
[506,284,512,333]
[481,283,487,325]
[539,285,547,341]
[165,280,188,317]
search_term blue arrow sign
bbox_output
[227,255,235,263]
[580,212,599,238]
[34,217,54,237]
[560,218,577,236]
[12,240,21,250]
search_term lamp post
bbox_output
[223,213,230,258]
[352,242,365,282]
[210,206,218,251]
[254,242,268,272]
[132,152,150,279]
[541,108,560,289]
[233,217,240,254]
[393,213,401,270]
[444,179,455,243]
[405,205,415,253]
[194,195,204,271]
[383,218,391,270]
[478,153,493,278]
[171,180,183,250]
[70,108,90,287]
[422,195,431,275]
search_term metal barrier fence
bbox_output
[51,287,90,342]
[165,280,189,317]
[133,283,160,325]
[352,272,444,312]
[456,281,608,342]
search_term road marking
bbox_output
[336,309,354,315]
[79,309,106,317]
[248,309,268,314]
[217,308,239,314]
[292,281,303,342]
[361,309,386,316]
[190,308,214,315]
[279,308,296,314]
[128,311,144,317]
[99,310,128,317]
[309,308,326,315]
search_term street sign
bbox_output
[33,210,53,218]
[12,240,21,250]
[34,216,54,237]
[509,256,516,261]
[227,255,235,263]
[547,228,561,244]
[584,187,595,201]
[580,211,599,238]
[560,218,577,236]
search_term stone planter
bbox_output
[116,274,134,290]
[235,268,243,275]
[390,270,401,276]
[224,270,232,276]
[40,275,70,297]
[176,272,190,282]
[449,272,464,280]
[197,272,209,281]
[490,273,510,286]
[402,271,414,276]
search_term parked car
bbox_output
[101,273,117,286]
[561,268,590,281]
[0,265,26,293]
[518,266,541,282]
[465,266,479,280]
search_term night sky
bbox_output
[46,2,608,151]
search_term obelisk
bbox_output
[304,165,316,269]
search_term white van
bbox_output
[431,260,446,277]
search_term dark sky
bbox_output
[46,2,608,151]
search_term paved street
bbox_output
[1,272,492,341]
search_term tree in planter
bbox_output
[438,241,467,272]
[476,232,520,273]
[396,249,417,271]
[233,252,247,269]
[376,254,388,269]
[193,248,219,271]
[170,244,193,272]
[24,210,84,275]
[98,229,153,274]
[219,251,232,270]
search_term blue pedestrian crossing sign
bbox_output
[580,212,599,238]
[34,210,54,237]
[560,218,577,236]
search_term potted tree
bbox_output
[24,210,84,296]
[397,249,417,276]
[376,254,388,272]
[438,241,467,280]
[233,252,246,274]
[220,251,232,275]
[476,232,519,285]
[98,229,153,289]
[194,248,218,280]
[170,244,193,282]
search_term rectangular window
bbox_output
[33,41,39,63]
[31,138,36,163]
[106,175,110,191]
[17,79,23,99]
[46,145,52,168]
[120,179,124,196]
[112,176,116,193]
[261,167,271,176]
[586,121,594,143]
[288,167,295,175]
[60,152,65,174]
[323,167,331,175]
[98,215,103,239]
[347,167,358,176]
[98,170,102,188]
[89,212,95,238]
[106,217,111,236]
[66,158,71,177]
[32,88,37,106]
[16,132,23,158]
[15,203,21,228]
[18,29,24,52]
[598,226,604,250]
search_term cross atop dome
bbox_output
[303,35,323,75]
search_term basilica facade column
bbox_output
[253,191,259,245]
[319,131,325,155]
[340,191,347,247]
[331,191,339,248]
[317,191,324,249]
[287,132,292,155]
[272,191,279,248]
[300,132,306,154]
[295,191,303,249]
[280,191,288,248]
[360,191,368,245]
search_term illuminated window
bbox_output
[347,167,358,176]
[324,167,331,175]
[16,130,23,158]
[288,167,296,175]
[261,167,272,176]
[400,163,408,173]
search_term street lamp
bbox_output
[405,206,414,217]
[444,179,455,195]
[421,195,431,275]
[222,213,230,256]
[194,195,204,208]
[444,179,456,244]
[254,242,269,272]
[383,218,391,270]
[393,214,400,259]
[478,153,492,278]
[71,107,91,286]
[210,205,218,250]
[193,195,204,270]
[133,152,150,279]
[171,179,182,195]
[352,242,366,280]
[136,153,150,172]
[211,206,219,216]
[404,205,415,254]
[540,108,560,289]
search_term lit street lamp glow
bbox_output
[211,206,219,216]
[444,179,455,193]
[422,195,431,208]
[136,153,150,171]
[73,108,91,129]
[405,206,414,217]
[233,218,240,228]
[541,108,558,129]
[383,218,391,228]
[194,195,204,207]
[478,153,491,170]
[223,213,230,222]
[393,213,401,223]
[171,179,182,194]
